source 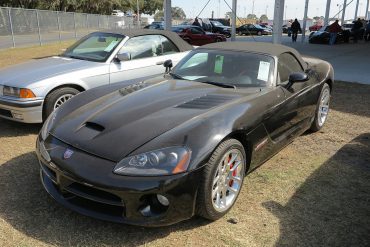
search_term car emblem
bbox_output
[63,149,74,159]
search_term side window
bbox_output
[277,53,303,83]
[191,27,204,34]
[121,35,161,60]
[160,36,179,55]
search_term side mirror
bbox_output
[116,52,131,62]
[286,72,308,88]
[163,59,173,73]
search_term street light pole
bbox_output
[136,0,140,27]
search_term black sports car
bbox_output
[236,24,272,36]
[36,42,334,226]
[309,26,350,44]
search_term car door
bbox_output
[189,27,209,46]
[263,53,309,144]
[109,35,166,84]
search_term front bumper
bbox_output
[36,136,202,226]
[0,97,43,123]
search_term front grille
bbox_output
[0,108,12,118]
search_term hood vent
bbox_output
[119,82,147,96]
[76,122,105,140]
[175,95,237,110]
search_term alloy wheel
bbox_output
[318,87,330,127]
[53,94,74,110]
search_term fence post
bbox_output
[8,7,15,47]
[35,9,42,45]
[86,14,89,33]
[73,12,77,39]
[56,11,61,43]
[97,15,100,29]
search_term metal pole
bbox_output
[324,0,331,25]
[341,0,347,25]
[86,14,89,33]
[136,0,140,27]
[73,12,77,39]
[272,0,285,44]
[164,0,172,31]
[8,7,15,47]
[35,9,42,46]
[366,0,370,19]
[56,11,61,43]
[301,0,309,42]
[252,0,255,15]
[354,0,360,20]
[231,0,237,41]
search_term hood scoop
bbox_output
[76,121,105,140]
[119,82,148,96]
[175,94,237,110]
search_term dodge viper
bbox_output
[36,42,333,226]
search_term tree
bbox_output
[154,6,186,20]
[260,14,268,22]
[247,14,257,19]
[121,0,162,15]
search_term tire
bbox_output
[257,31,262,36]
[196,139,246,221]
[238,31,243,36]
[215,38,222,42]
[43,87,80,120]
[310,83,331,132]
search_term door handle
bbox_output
[156,61,165,65]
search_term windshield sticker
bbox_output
[214,55,224,74]
[104,40,119,52]
[257,61,270,81]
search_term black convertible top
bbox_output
[103,29,193,52]
[200,42,307,68]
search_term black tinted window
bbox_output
[160,36,179,55]
[278,53,303,83]
[191,27,204,34]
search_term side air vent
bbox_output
[119,82,147,96]
[85,122,105,132]
[175,95,237,109]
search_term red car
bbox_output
[309,24,323,31]
[172,25,226,46]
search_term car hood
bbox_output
[50,79,250,162]
[0,56,98,87]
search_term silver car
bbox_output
[0,30,192,123]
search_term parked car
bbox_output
[143,21,164,30]
[209,20,231,37]
[37,42,334,226]
[309,26,350,44]
[236,24,272,36]
[309,24,323,31]
[112,10,124,17]
[0,30,192,123]
[172,25,226,46]
[259,24,273,31]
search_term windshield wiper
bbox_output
[169,72,185,80]
[198,80,236,89]
[65,55,89,61]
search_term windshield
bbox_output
[62,32,124,62]
[172,49,274,88]
[211,21,223,27]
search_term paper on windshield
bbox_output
[257,61,270,81]
[104,40,119,52]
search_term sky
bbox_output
[172,0,370,20]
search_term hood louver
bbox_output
[175,95,237,110]
[119,82,147,96]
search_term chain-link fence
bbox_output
[0,7,143,49]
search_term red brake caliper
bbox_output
[228,154,235,187]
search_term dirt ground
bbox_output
[0,43,369,247]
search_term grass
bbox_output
[0,42,369,247]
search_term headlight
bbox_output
[113,147,191,176]
[40,111,56,140]
[3,86,36,98]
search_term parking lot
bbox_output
[0,41,369,246]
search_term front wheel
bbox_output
[43,87,80,120]
[196,139,246,220]
[310,83,331,132]
[257,31,262,36]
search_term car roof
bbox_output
[96,29,193,52]
[198,42,306,67]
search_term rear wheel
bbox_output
[196,139,246,220]
[43,87,80,120]
[310,83,331,132]
[215,38,222,42]
[257,31,262,36]
[238,31,243,36]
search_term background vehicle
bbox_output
[236,24,272,36]
[309,24,323,31]
[37,42,333,227]
[209,20,231,37]
[259,24,273,31]
[0,30,192,123]
[309,26,350,44]
[112,10,124,17]
[172,25,226,45]
[144,21,164,30]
